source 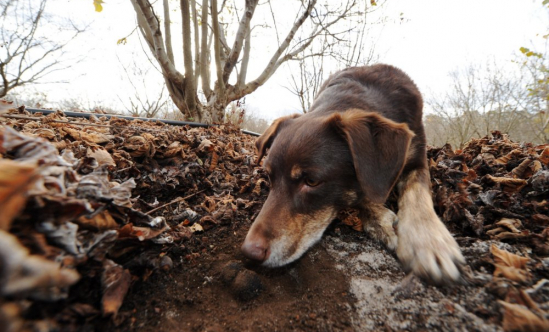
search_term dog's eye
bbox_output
[304,177,321,187]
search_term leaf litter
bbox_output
[1,107,549,331]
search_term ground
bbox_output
[0,109,548,332]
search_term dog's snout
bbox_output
[241,237,269,262]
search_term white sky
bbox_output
[14,0,549,121]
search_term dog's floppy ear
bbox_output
[328,109,414,204]
[255,114,300,163]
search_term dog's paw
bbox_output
[396,216,465,285]
[363,208,398,251]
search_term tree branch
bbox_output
[242,0,317,95]
[200,0,212,98]
[222,0,258,83]
[163,0,174,63]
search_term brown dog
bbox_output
[241,64,465,285]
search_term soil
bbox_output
[102,220,505,332]
[115,223,357,332]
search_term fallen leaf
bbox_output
[491,244,531,283]
[0,99,14,114]
[539,146,549,166]
[491,244,529,270]
[499,300,549,332]
[0,160,38,230]
[87,146,116,167]
[190,223,204,233]
[485,174,527,193]
[101,259,131,317]
[0,230,80,300]
[76,210,119,231]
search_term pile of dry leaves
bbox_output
[427,131,549,331]
[1,106,549,331]
[0,108,267,331]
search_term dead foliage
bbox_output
[0,109,268,331]
[426,131,549,331]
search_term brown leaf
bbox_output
[0,160,38,230]
[491,244,531,283]
[124,136,151,157]
[63,127,114,144]
[499,300,549,332]
[117,219,169,241]
[76,211,119,231]
[0,99,14,113]
[491,244,529,269]
[494,264,531,284]
[539,146,549,166]
[87,146,115,167]
[0,230,80,299]
[209,151,219,172]
[338,209,363,232]
[101,259,132,317]
[531,160,543,173]
[492,218,523,234]
[495,149,522,165]
[511,158,533,178]
[485,174,527,193]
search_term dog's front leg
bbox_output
[396,168,465,285]
[360,204,398,251]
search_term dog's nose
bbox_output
[241,237,268,262]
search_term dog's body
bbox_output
[242,64,465,285]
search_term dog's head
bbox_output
[241,109,414,267]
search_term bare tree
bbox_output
[117,54,168,118]
[426,61,541,148]
[285,1,383,113]
[520,43,549,143]
[0,0,84,97]
[128,0,361,123]
[224,99,270,133]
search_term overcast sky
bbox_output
[16,0,549,120]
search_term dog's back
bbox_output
[311,65,424,138]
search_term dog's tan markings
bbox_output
[290,165,302,181]
[343,191,358,205]
[263,208,336,267]
[396,169,465,284]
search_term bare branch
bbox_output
[222,0,258,83]
[181,0,197,112]
[243,0,318,95]
[163,0,175,63]
[200,0,212,97]
[211,0,225,96]
[0,0,85,97]
[132,0,184,85]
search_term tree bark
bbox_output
[180,0,199,120]
[200,0,212,98]
[211,0,226,122]
[163,0,174,63]
[222,0,258,83]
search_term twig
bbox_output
[145,189,206,215]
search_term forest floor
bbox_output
[1,109,548,332]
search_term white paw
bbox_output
[396,216,465,285]
[363,208,398,251]
[378,209,398,251]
